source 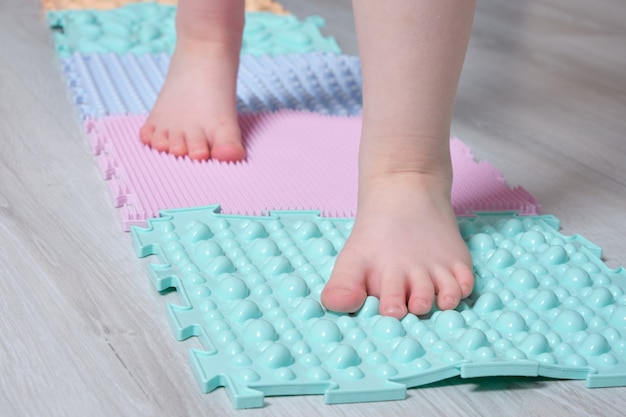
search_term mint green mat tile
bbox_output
[46,3,341,57]
[132,206,626,408]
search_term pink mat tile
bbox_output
[84,110,539,231]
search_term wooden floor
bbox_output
[1,0,625,415]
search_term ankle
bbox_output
[175,1,245,45]
[358,130,453,185]
[356,170,454,215]
[360,167,453,194]
[173,36,240,61]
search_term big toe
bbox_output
[210,142,246,162]
[321,282,368,313]
[210,123,246,162]
[321,256,368,313]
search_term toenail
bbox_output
[411,298,431,312]
[444,296,459,307]
[326,286,353,296]
[461,284,472,296]
[382,305,406,318]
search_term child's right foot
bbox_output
[321,171,474,319]
[139,40,246,162]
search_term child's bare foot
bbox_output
[321,172,474,319]
[139,41,245,162]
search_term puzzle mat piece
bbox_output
[61,52,362,118]
[46,4,339,57]
[132,207,626,408]
[42,0,288,14]
[84,110,539,231]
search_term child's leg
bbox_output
[321,0,477,318]
[139,0,246,162]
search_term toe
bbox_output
[211,142,246,162]
[378,270,408,319]
[209,122,246,162]
[321,284,367,313]
[321,252,368,313]
[186,128,210,161]
[407,268,435,315]
[453,262,475,298]
[432,267,463,310]
[168,130,187,157]
[139,122,155,145]
[151,128,170,152]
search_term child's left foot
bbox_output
[321,172,474,319]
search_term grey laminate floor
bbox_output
[1,0,625,416]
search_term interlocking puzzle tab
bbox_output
[46,4,340,56]
[132,206,626,408]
